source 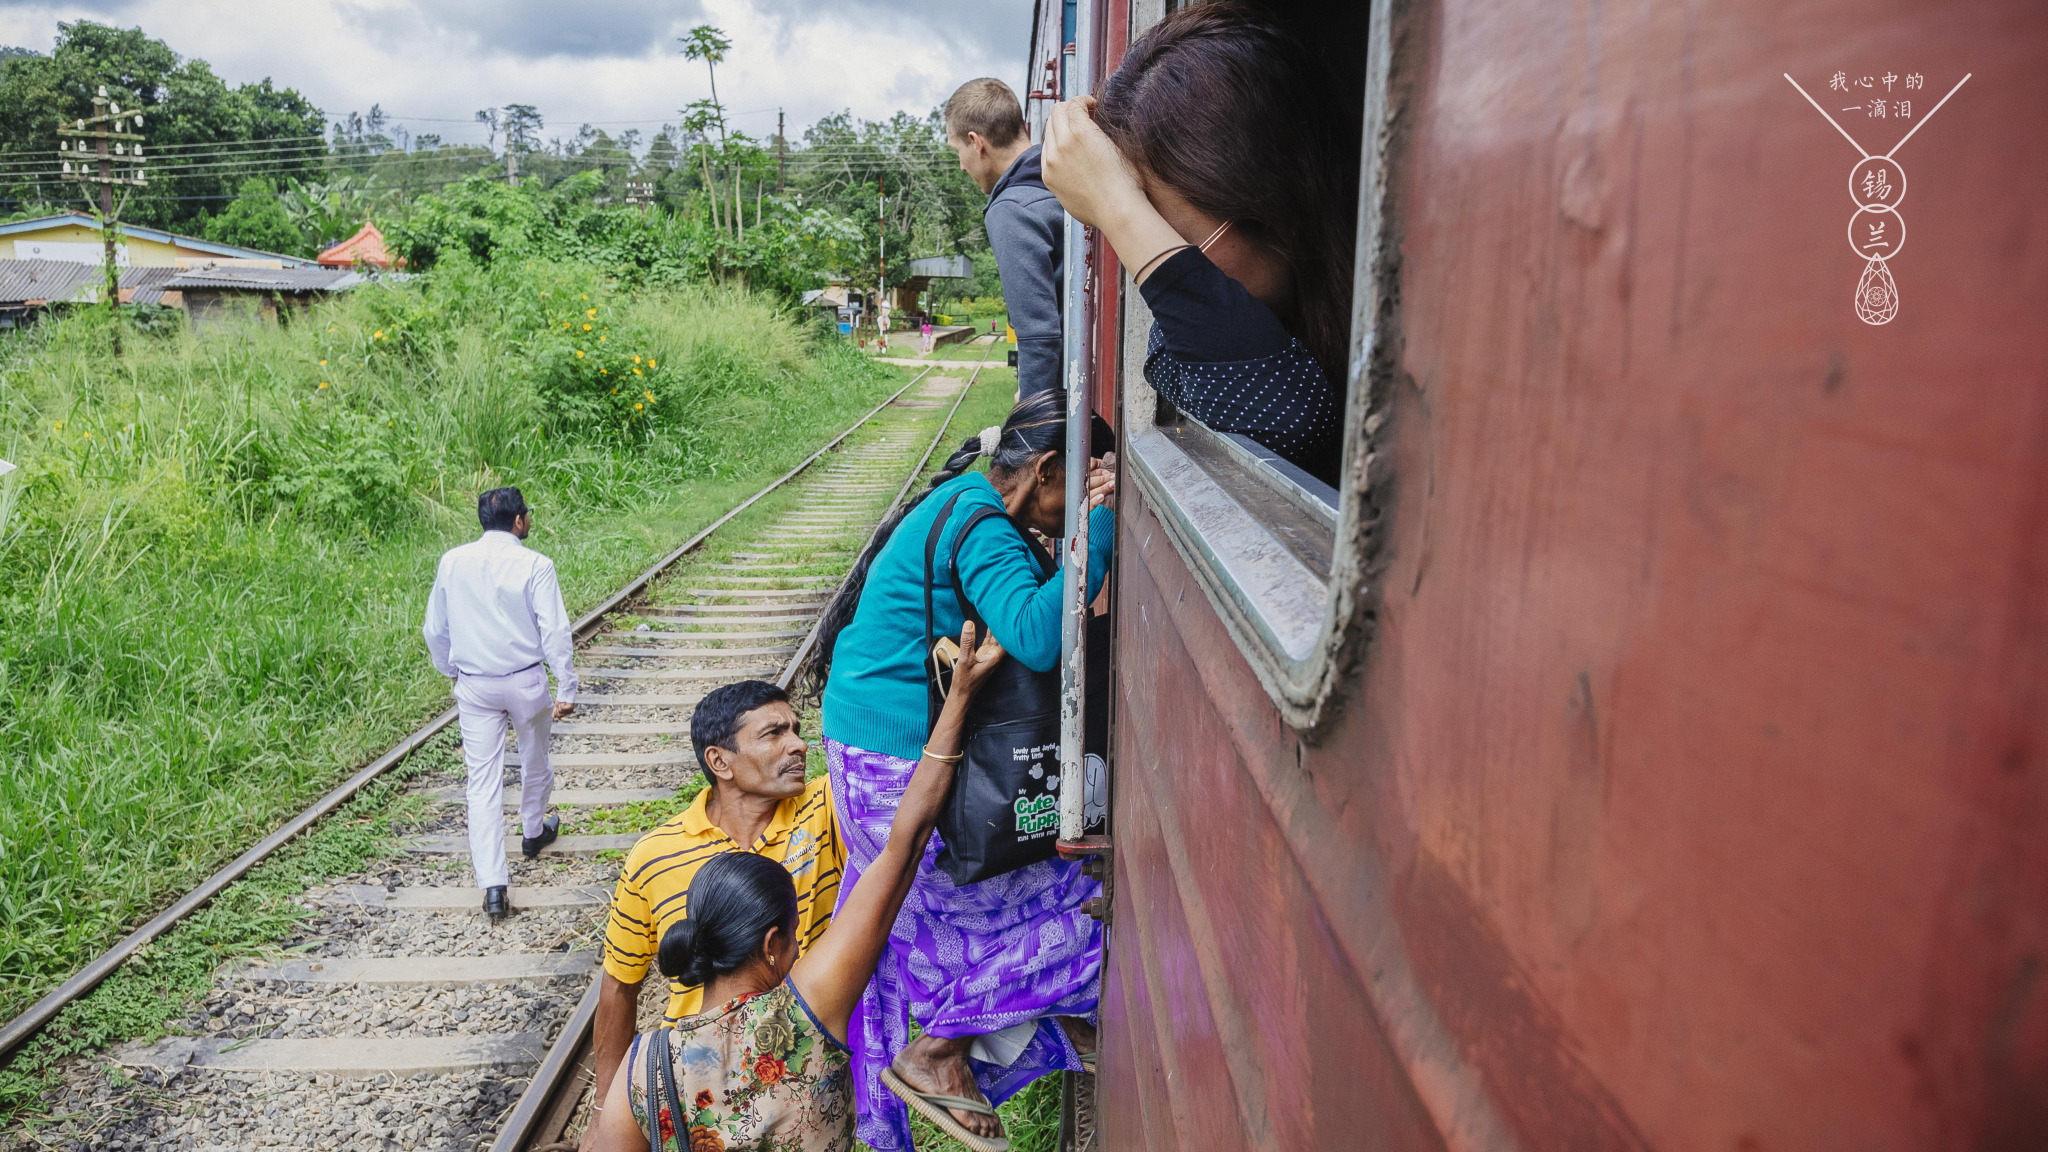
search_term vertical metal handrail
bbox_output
[1057,0,1095,844]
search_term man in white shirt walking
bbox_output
[422,487,579,919]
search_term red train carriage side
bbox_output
[1055,0,2048,1148]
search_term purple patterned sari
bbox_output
[826,738,1100,1151]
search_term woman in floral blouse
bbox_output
[591,622,1010,1152]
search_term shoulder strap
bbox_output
[947,504,1052,628]
[654,1027,687,1151]
[640,1031,661,1148]
[924,492,968,733]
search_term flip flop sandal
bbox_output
[881,1066,1011,1152]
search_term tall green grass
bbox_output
[0,260,893,1023]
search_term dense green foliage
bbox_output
[1,18,994,310]
[385,170,865,298]
[0,265,896,1030]
[0,23,325,231]
[200,176,305,256]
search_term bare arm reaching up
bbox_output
[790,622,1006,1040]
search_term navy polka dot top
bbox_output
[1138,248,1343,484]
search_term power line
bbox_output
[376,106,785,126]
[0,141,333,173]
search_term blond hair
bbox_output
[943,78,1026,148]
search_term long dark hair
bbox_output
[1094,3,1361,382]
[658,852,799,987]
[795,388,1074,703]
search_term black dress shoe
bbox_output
[483,885,509,921]
[521,813,560,860]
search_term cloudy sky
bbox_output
[0,0,1036,148]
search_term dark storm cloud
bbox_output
[751,0,1033,67]
[338,0,1030,69]
[336,0,708,60]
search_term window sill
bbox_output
[1126,423,1331,670]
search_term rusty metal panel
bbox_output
[1108,495,1446,1151]
[1099,1,2048,1148]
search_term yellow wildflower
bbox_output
[575,350,585,358]
[632,356,641,363]
[319,359,328,366]
[319,382,329,389]
[562,322,570,329]
[635,402,644,410]
[374,329,384,338]
[648,359,656,368]
[632,368,642,376]
[581,294,588,300]
[598,335,606,342]
[643,391,654,402]
[583,323,592,331]
[600,368,608,374]
[53,422,62,431]
[587,308,596,317]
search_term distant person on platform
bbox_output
[946,77,1063,400]
[422,486,577,920]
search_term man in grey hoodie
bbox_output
[946,78,1064,400]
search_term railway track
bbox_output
[1,352,988,1152]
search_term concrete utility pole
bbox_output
[876,173,886,347]
[776,108,785,195]
[59,85,146,357]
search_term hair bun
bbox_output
[659,918,707,984]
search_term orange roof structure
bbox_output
[316,221,398,269]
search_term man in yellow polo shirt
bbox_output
[586,680,843,1124]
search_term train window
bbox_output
[1118,0,1397,728]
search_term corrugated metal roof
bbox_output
[165,265,358,292]
[0,259,100,305]
[120,265,182,305]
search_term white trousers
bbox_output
[454,665,555,890]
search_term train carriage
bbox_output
[1036,0,2048,1148]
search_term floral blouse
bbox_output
[626,979,853,1152]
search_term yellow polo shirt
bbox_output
[601,776,843,1023]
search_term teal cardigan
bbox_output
[821,470,1115,760]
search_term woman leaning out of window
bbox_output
[1042,1,1359,486]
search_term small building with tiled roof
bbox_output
[316,221,399,269]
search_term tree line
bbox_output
[0,20,1001,305]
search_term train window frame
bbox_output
[1119,0,1406,729]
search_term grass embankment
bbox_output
[0,262,895,1035]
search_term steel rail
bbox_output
[495,344,992,1152]
[0,368,932,1065]
[780,341,995,692]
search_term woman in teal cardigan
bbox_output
[799,388,1113,1152]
